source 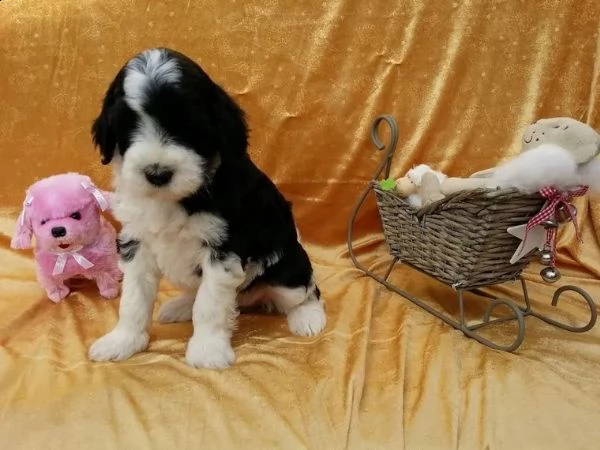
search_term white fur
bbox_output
[157,292,195,324]
[124,48,180,113]
[88,238,158,361]
[235,250,282,292]
[116,193,224,289]
[286,298,327,336]
[405,164,447,208]
[406,193,423,209]
[185,253,244,368]
[490,144,580,194]
[88,328,151,362]
[118,117,206,200]
[271,282,326,336]
[406,164,447,185]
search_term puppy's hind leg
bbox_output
[272,281,326,337]
[157,291,195,324]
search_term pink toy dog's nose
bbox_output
[51,226,67,238]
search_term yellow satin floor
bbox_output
[1,1,599,449]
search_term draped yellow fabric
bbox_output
[1,0,600,448]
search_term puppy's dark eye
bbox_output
[41,220,48,226]
[70,212,82,220]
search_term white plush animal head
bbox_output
[521,117,600,164]
[405,164,447,186]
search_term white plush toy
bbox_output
[474,117,600,195]
[395,117,600,207]
[489,143,580,194]
[403,164,447,208]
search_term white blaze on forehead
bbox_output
[123,48,180,113]
[116,49,207,200]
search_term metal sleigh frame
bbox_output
[346,115,598,351]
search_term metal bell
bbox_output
[540,266,561,283]
[542,219,558,229]
[539,250,553,266]
[555,204,577,223]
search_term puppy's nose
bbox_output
[144,164,174,186]
[51,226,67,238]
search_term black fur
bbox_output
[91,68,138,165]
[117,238,140,263]
[91,48,317,294]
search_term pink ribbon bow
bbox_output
[19,194,34,227]
[52,247,95,276]
[81,181,110,211]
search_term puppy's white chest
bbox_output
[115,196,226,290]
[153,232,206,290]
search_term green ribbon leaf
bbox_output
[379,178,396,191]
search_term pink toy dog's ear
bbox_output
[80,180,112,212]
[11,194,34,249]
[100,190,116,212]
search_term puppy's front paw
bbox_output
[88,329,149,362]
[185,335,235,369]
[287,300,327,337]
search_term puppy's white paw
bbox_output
[185,335,235,369]
[287,300,326,336]
[157,295,194,324]
[88,329,149,362]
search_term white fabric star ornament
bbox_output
[507,224,546,264]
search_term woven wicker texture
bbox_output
[373,182,546,289]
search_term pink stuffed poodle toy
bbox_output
[11,172,122,302]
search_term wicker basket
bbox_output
[372,182,546,289]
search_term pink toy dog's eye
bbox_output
[70,212,82,220]
[41,219,48,226]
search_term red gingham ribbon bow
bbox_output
[523,185,588,268]
[525,185,588,242]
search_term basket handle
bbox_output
[347,114,400,273]
[370,114,399,180]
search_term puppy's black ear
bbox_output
[91,109,116,165]
[212,89,249,160]
[91,68,128,165]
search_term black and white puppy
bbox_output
[87,48,326,369]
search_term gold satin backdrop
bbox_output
[1,0,599,448]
